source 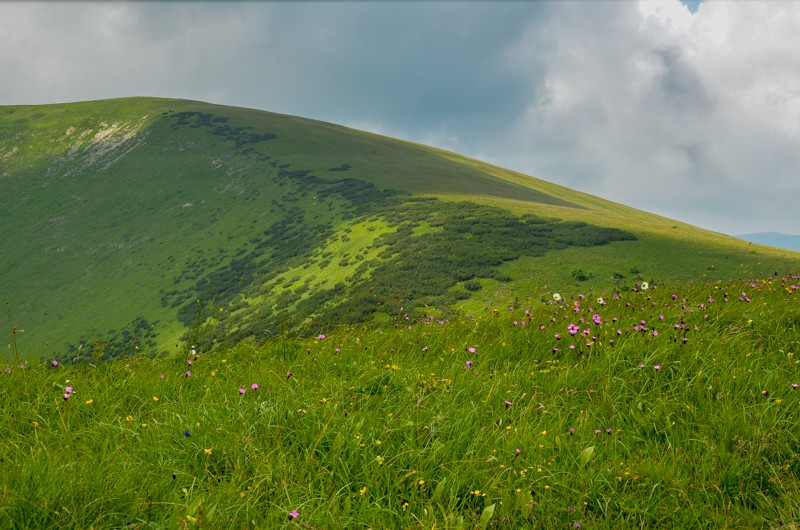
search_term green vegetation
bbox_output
[2,97,799,363]
[3,97,800,528]
[200,199,635,351]
[2,275,799,528]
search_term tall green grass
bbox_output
[2,273,799,528]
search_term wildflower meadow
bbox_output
[1,274,799,528]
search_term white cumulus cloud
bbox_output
[493,0,800,234]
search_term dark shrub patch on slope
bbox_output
[290,200,635,332]
[61,316,159,364]
[175,188,633,351]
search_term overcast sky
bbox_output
[2,0,799,235]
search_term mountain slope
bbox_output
[2,97,797,361]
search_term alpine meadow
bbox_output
[1,97,799,529]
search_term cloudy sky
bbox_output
[2,0,799,235]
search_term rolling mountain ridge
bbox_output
[737,233,800,252]
[2,97,797,361]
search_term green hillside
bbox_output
[2,97,797,361]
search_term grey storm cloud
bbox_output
[1,0,799,235]
[1,2,547,136]
[649,47,715,113]
[251,2,549,137]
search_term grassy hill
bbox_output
[2,98,800,529]
[2,97,798,361]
